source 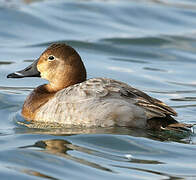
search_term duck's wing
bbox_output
[81,78,177,119]
[61,78,177,119]
[112,79,177,119]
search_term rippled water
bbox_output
[0,0,196,179]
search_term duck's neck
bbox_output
[45,67,87,92]
[45,79,86,93]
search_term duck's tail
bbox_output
[147,115,194,132]
[162,122,193,132]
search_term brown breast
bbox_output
[22,85,55,121]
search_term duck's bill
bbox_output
[7,59,40,78]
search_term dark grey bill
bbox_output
[7,59,40,78]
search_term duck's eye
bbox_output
[48,55,56,61]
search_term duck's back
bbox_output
[34,78,177,128]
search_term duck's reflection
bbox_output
[20,137,165,178]
[21,139,113,173]
[20,169,57,180]
[19,136,192,179]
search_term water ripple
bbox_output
[0,0,196,179]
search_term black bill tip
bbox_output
[7,72,25,78]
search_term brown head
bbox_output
[7,43,87,92]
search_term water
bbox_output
[0,0,196,179]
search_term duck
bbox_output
[7,43,192,130]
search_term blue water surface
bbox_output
[0,0,196,179]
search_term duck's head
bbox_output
[7,43,87,91]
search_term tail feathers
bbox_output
[162,123,193,132]
[147,116,193,132]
